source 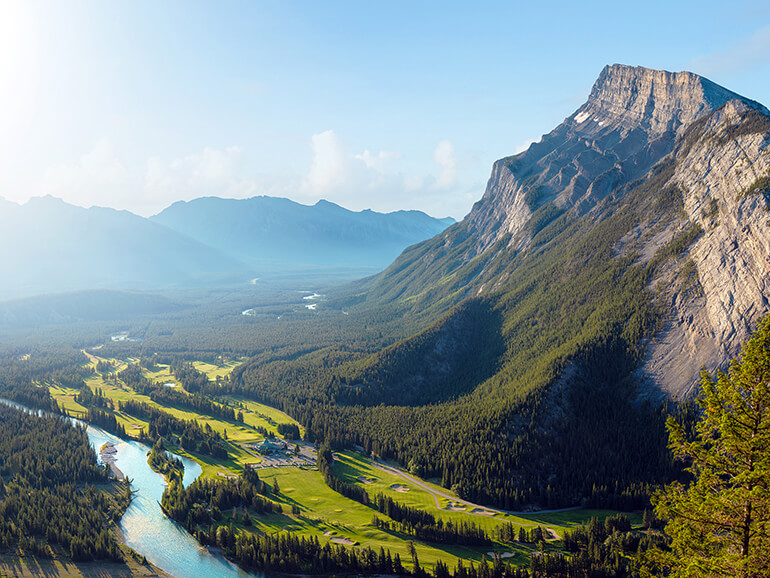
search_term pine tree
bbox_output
[647,314,770,577]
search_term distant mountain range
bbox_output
[0,195,453,300]
[151,196,455,271]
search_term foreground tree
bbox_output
[648,314,770,577]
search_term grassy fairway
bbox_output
[193,359,243,381]
[47,353,642,574]
[49,355,305,475]
[225,466,539,572]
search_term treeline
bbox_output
[495,523,550,545]
[148,386,238,423]
[223,530,530,577]
[530,515,667,578]
[119,399,228,459]
[161,467,281,531]
[0,382,60,414]
[171,362,211,394]
[117,363,154,391]
[277,422,300,439]
[86,406,127,437]
[0,403,128,562]
[318,447,490,546]
[75,385,112,409]
[147,438,184,483]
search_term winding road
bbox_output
[371,456,580,521]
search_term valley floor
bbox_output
[44,353,643,575]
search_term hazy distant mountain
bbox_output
[0,194,453,300]
[0,289,183,326]
[0,196,246,299]
[150,196,455,271]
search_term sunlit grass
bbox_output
[48,353,640,574]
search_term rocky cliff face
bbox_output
[642,99,770,397]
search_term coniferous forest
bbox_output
[0,403,129,561]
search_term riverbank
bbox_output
[0,550,170,577]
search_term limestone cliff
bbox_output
[642,99,770,397]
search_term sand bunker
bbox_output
[389,484,410,492]
[487,552,515,559]
[216,471,237,479]
[470,508,495,516]
[446,503,466,511]
[356,476,374,484]
[331,537,356,546]
[323,531,335,537]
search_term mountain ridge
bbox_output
[0,195,247,300]
[0,194,453,300]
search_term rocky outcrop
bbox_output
[464,66,770,398]
[642,100,770,397]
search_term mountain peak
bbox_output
[575,64,758,136]
[459,64,770,256]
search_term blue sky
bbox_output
[1,1,770,219]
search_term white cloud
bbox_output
[432,140,457,190]
[145,146,246,195]
[690,25,770,77]
[29,132,480,221]
[296,131,478,218]
[403,173,424,192]
[143,145,261,213]
[36,138,132,206]
[300,130,404,201]
[301,130,351,196]
[354,149,401,172]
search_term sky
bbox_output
[1,1,770,220]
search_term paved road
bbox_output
[371,456,580,519]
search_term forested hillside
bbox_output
[0,403,129,561]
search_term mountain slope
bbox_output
[0,196,247,299]
[358,64,770,396]
[151,196,454,272]
[236,64,770,508]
